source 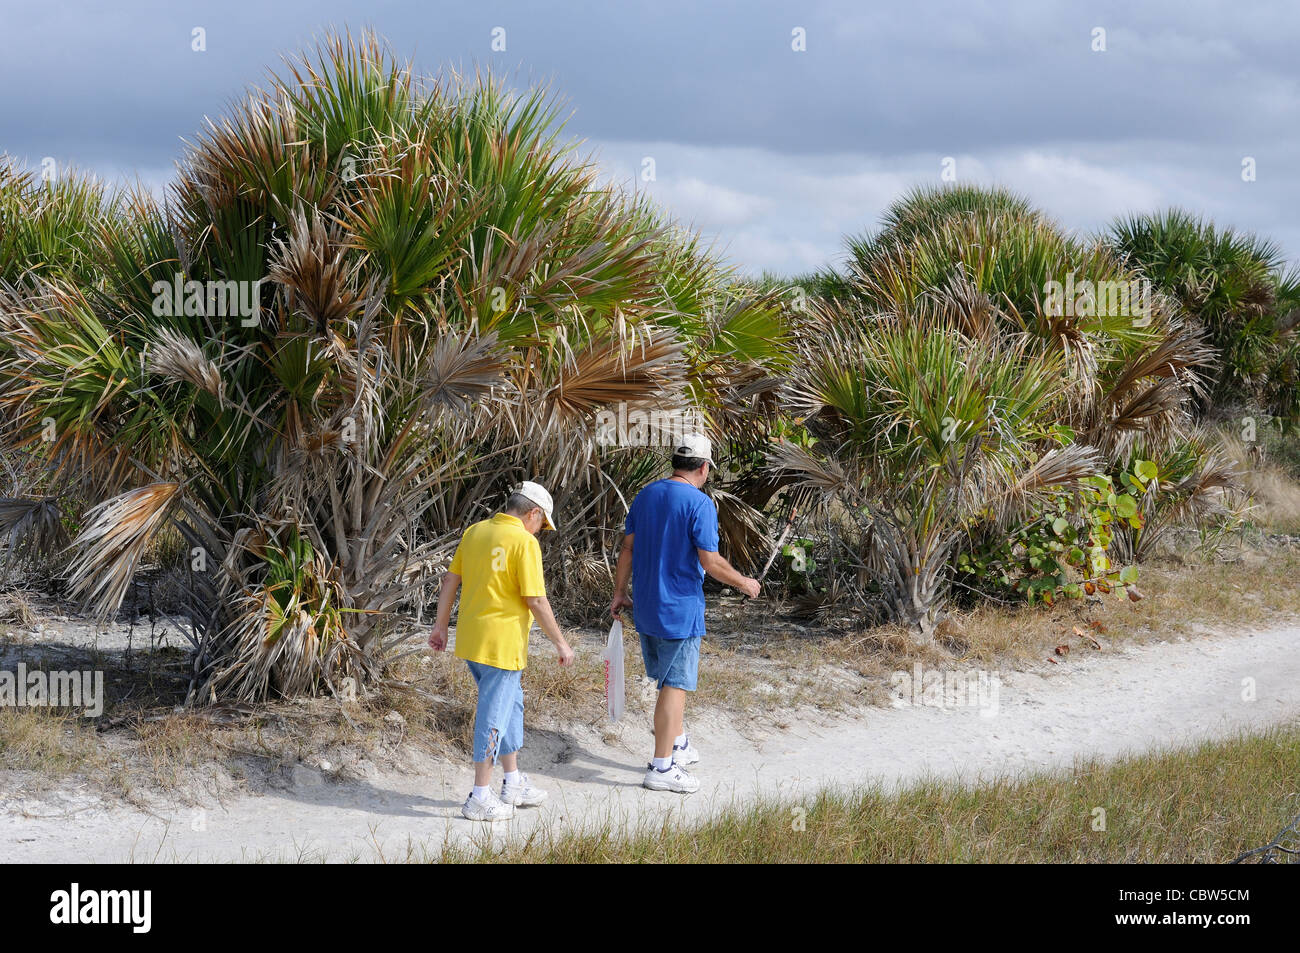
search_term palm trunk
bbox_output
[875,525,948,645]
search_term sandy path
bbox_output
[3,624,1299,862]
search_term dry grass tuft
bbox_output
[1244,466,1300,533]
[0,707,108,780]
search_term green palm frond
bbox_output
[1107,209,1293,413]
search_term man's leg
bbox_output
[462,661,519,820]
[656,636,700,760]
[642,637,701,793]
[499,675,525,774]
[469,662,514,787]
[653,686,686,760]
[466,662,493,787]
[499,676,548,806]
[652,636,698,758]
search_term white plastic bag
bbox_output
[602,618,626,722]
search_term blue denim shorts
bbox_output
[465,660,524,764]
[639,633,701,691]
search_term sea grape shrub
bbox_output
[956,461,1156,605]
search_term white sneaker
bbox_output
[501,773,549,807]
[672,738,700,766]
[462,790,516,821]
[643,761,700,794]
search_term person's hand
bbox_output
[556,640,575,667]
[610,593,633,618]
[738,577,761,599]
[428,623,448,652]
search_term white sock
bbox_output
[471,784,491,800]
[674,732,688,749]
[503,770,521,786]
[652,756,672,771]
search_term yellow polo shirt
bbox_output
[449,513,546,670]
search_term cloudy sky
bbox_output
[2,0,1296,276]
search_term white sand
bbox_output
[2,623,1298,862]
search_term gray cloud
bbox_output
[1,0,1295,273]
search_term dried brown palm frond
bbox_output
[0,496,69,567]
[700,361,785,446]
[767,438,860,499]
[711,487,770,571]
[542,327,686,424]
[146,327,225,403]
[1005,443,1106,496]
[926,269,1000,339]
[415,332,507,416]
[1079,322,1213,457]
[196,590,284,703]
[268,208,367,335]
[1107,380,1184,434]
[271,407,363,511]
[1104,324,1212,408]
[463,216,564,310]
[1162,453,1241,528]
[988,443,1106,526]
[65,482,182,618]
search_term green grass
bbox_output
[444,725,1300,863]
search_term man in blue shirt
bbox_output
[610,433,761,793]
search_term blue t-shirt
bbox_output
[624,478,720,639]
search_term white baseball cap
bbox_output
[674,433,714,466]
[516,480,556,530]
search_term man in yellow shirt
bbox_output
[428,481,574,821]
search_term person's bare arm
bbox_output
[610,533,634,617]
[524,595,574,665]
[699,549,760,598]
[427,571,462,650]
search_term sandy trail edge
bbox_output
[3,624,1299,862]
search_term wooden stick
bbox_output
[757,507,799,583]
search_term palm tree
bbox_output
[0,31,789,702]
[1106,209,1298,418]
[0,158,111,289]
[847,194,1212,463]
[772,306,1102,640]
[850,183,1043,256]
[772,186,1224,626]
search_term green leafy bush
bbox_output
[956,461,1156,605]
